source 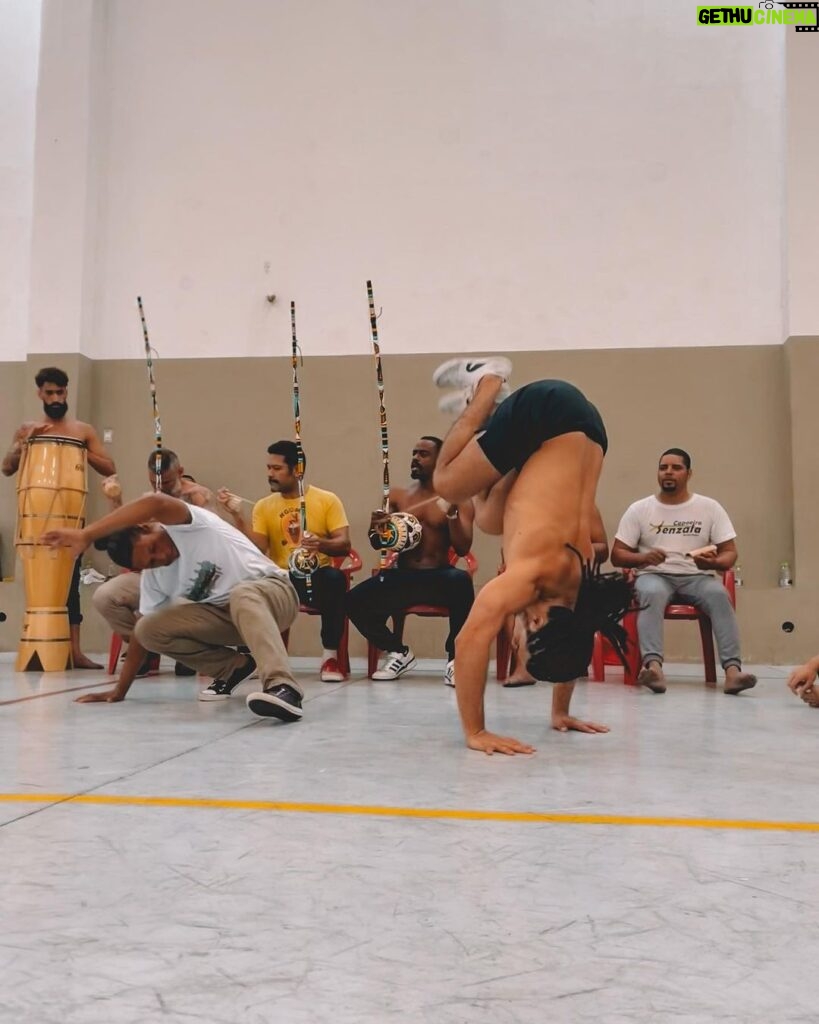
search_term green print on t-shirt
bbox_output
[185,560,222,602]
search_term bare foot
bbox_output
[724,668,757,695]
[72,654,104,670]
[638,662,666,694]
[503,676,536,688]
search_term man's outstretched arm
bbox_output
[454,570,537,755]
[42,493,193,559]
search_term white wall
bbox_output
[786,30,819,338]
[0,0,42,362]
[29,1,789,359]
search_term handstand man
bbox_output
[432,358,629,755]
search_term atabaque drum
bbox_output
[15,436,87,671]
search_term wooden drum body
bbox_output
[15,436,87,671]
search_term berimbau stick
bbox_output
[137,296,163,491]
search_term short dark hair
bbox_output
[147,448,180,473]
[660,448,691,470]
[420,435,443,451]
[267,440,305,472]
[35,367,69,389]
[94,528,142,569]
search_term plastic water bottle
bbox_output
[779,561,793,588]
[734,564,743,587]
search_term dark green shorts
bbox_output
[477,379,607,475]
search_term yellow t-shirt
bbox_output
[252,485,349,570]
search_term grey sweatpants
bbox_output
[633,572,742,670]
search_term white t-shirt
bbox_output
[139,506,290,614]
[615,493,736,576]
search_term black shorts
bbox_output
[476,380,607,475]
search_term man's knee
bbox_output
[134,615,163,649]
[432,467,468,505]
[695,580,734,615]
[635,576,670,609]
[92,583,110,617]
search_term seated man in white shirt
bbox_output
[42,493,304,723]
[611,447,755,696]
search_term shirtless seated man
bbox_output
[432,357,630,755]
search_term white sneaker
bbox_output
[432,356,512,391]
[444,660,455,687]
[438,382,511,418]
[372,648,417,681]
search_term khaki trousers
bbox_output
[134,576,301,694]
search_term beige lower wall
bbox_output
[1,341,815,666]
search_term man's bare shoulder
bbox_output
[389,486,413,510]
[51,418,96,443]
[180,481,214,507]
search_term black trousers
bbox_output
[67,559,82,626]
[346,567,475,659]
[289,565,348,650]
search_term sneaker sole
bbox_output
[321,675,345,683]
[432,358,467,388]
[433,357,513,389]
[198,691,232,702]
[246,692,303,721]
[372,656,417,681]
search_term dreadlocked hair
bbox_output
[525,546,634,683]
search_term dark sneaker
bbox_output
[246,684,303,722]
[135,653,161,678]
[174,661,197,677]
[198,655,256,702]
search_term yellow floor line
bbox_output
[1,792,818,833]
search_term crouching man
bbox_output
[42,493,304,723]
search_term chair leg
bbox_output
[699,615,717,683]
[590,632,604,682]
[623,610,641,685]
[107,633,123,675]
[337,618,350,678]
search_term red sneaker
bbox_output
[320,657,345,682]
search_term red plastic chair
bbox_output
[591,569,736,685]
[281,549,362,678]
[366,549,478,678]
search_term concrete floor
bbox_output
[0,655,816,1024]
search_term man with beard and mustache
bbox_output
[217,440,351,686]
[346,436,475,687]
[2,366,116,669]
[611,447,755,696]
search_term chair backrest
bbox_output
[332,548,362,578]
[381,548,477,574]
